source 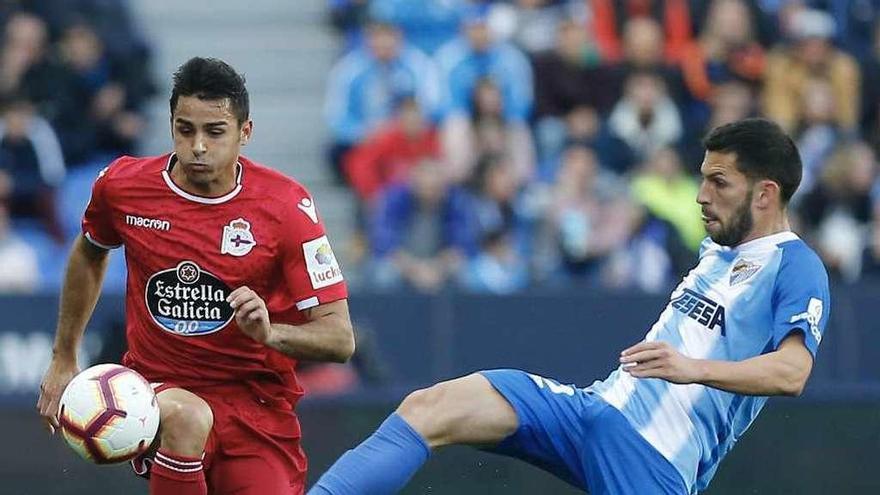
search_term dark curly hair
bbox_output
[703,118,802,204]
[169,57,249,125]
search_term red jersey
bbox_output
[82,153,348,404]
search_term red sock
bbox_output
[149,449,207,495]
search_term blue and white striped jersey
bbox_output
[589,231,830,493]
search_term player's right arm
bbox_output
[37,235,110,433]
[38,160,123,433]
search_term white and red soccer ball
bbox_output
[58,364,160,464]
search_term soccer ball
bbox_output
[58,364,160,464]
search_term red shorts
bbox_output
[134,382,306,495]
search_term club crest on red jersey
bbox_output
[145,261,234,336]
[221,218,256,257]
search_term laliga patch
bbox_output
[303,235,343,289]
[789,298,824,344]
[729,259,761,286]
[221,218,256,256]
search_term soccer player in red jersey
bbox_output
[36,57,355,495]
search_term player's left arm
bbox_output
[620,334,813,396]
[228,286,355,362]
[623,243,830,397]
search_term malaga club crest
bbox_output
[221,217,256,256]
[729,259,761,286]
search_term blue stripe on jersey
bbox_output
[655,250,734,489]
[682,252,783,490]
[695,339,774,489]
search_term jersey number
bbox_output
[528,374,576,396]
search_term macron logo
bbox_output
[126,215,171,231]
[297,198,318,224]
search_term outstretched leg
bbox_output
[309,373,518,494]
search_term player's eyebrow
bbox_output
[173,118,229,127]
[702,171,726,180]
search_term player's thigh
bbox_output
[479,369,594,489]
[579,406,687,495]
[208,454,301,495]
[397,372,519,448]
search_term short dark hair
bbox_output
[169,57,249,125]
[703,118,802,204]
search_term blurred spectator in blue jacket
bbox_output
[797,141,878,282]
[368,159,476,292]
[442,77,535,185]
[861,198,880,280]
[435,5,533,123]
[859,19,880,143]
[0,94,65,242]
[60,1,158,108]
[459,229,529,294]
[52,20,145,166]
[468,153,522,243]
[370,0,467,55]
[0,173,39,293]
[325,19,441,182]
[817,0,880,60]
[680,80,756,171]
[543,145,636,284]
[328,0,370,47]
[488,0,586,56]
[791,78,844,201]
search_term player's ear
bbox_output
[239,119,253,146]
[754,180,780,209]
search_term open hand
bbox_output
[619,340,702,385]
[37,357,79,434]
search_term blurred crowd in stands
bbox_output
[326,0,880,294]
[0,0,153,293]
[2,1,880,297]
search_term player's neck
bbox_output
[736,212,790,246]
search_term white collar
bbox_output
[162,153,243,204]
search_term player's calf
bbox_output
[137,388,213,495]
[309,373,519,494]
[397,373,519,449]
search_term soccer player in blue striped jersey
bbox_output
[309,118,830,494]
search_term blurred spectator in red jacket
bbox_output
[345,97,440,204]
[590,0,693,64]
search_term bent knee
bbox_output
[397,381,452,422]
[157,389,213,452]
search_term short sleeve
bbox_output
[771,242,831,357]
[279,187,348,312]
[81,164,122,249]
